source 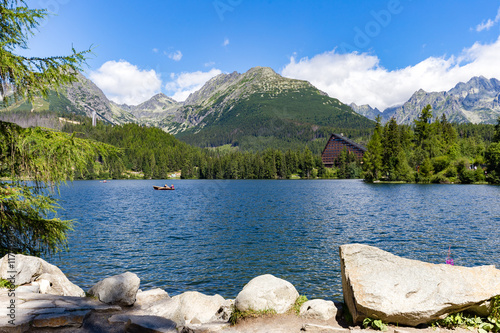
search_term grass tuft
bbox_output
[228,305,277,325]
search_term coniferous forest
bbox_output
[61,119,331,180]
[362,105,500,184]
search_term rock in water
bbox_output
[339,244,500,326]
[235,274,299,314]
[87,272,140,306]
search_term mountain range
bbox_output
[1,68,499,151]
[350,76,500,124]
[0,67,373,151]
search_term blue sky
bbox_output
[22,0,500,109]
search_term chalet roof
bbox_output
[322,133,367,154]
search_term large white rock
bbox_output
[235,274,299,314]
[340,244,500,326]
[0,254,84,297]
[87,272,140,306]
[147,291,230,326]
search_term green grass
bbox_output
[292,295,308,315]
[228,306,277,325]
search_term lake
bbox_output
[46,179,500,301]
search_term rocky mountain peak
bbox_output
[355,76,500,124]
[183,66,313,109]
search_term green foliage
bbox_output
[292,295,308,315]
[0,0,92,105]
[0,278,14,289]
[486,142,500,183]
[336,148,362,179]
[363,317,388,331]
[486,119,500,183]
[228,306,277,325]
[0,121,121,256]
[363,105,498,184]
[433,296,500,333]
[0,1,102,256]
[363,116,384,181]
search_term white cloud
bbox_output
[223,38,230,46]
[281,36,500,111]
[90,60,162,105]
[167,50,183,61]
[476,19,495,32]
[152,48,159,53]
[165,68,222,102]
[475,7,500,32]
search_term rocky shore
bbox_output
[1,244,499,333]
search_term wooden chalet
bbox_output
[321,133,367,168]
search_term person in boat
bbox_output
[164,184,171,189]
[170,184,174,190]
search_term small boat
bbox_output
[153,185,175,191]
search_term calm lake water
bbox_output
[46,179,500,301]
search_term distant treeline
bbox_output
[61,120,344,180]
[363,106,500,184]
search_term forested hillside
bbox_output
[61,119,333,180]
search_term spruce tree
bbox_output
[485,117,500,183]
[362,115,384,181]
[382,117,401,180]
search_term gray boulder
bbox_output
[87,272,140,306]
[235,274,299,314]
[0,254,84,297]
[340,244,500,326]
[300,299,340,321]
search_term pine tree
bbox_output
[414,104,433,158]
[362,115,384,181]
[485,117,500,183]
[382,117,401,180]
